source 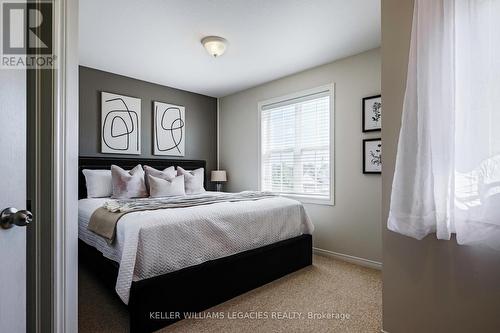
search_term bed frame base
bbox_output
[79,234,312,333]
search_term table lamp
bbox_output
[211,170,227,192]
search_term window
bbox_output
[259,85,334,205]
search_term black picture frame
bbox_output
[363,138,382,174]
[362,94,382,132]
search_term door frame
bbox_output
[26,0,79,332]
[53,0,78,331]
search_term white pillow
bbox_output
[111,164,148,199]
[148,174,185,198]
[143,165,176,193]
[82,169,112,198]
[176,167,205,194]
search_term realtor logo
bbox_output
[1,0,55,68]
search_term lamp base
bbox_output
[216,183,222,192]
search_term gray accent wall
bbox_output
[79,66,217,174]
[382,0,500,332]
[219,49,382,263]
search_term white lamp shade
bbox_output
[211,170,227,182]
[201,36,227,57]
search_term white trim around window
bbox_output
[257,84,335,206]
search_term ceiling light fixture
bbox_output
[201,36,227,58]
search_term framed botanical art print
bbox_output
[362,95,382,132]
[153,101,185,156]
[101,92,141,154]
[363,138,381,174]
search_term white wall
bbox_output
[219,48,381,262]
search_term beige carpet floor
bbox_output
[79,255,381,333]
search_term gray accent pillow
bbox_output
[143,165,176,192]
[111,164,148,199]
[176,167,205,194]
[82,169,112,198]
[148,174,185,198]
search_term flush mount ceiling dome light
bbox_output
[201,36,227,57]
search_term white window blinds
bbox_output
[260,89,332,202]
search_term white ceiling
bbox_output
[79,0,380,97]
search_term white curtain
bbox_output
[388,0,500,249]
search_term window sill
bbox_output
[278,193,334,206]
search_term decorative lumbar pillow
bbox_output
[148,174,185,198]
[143,165,176,192]
[111,164,148,199]
[82,169,112,198]
[176,167,205,194]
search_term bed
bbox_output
[78,156,313,333]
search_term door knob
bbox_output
[0,207,32,229]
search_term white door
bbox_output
[0,69,29,331]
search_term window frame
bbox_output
[257,83,335,206]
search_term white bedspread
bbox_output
[78,192,313,304]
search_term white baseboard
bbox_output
[313,247,382,270]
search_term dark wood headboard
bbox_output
[79,156,207,199]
